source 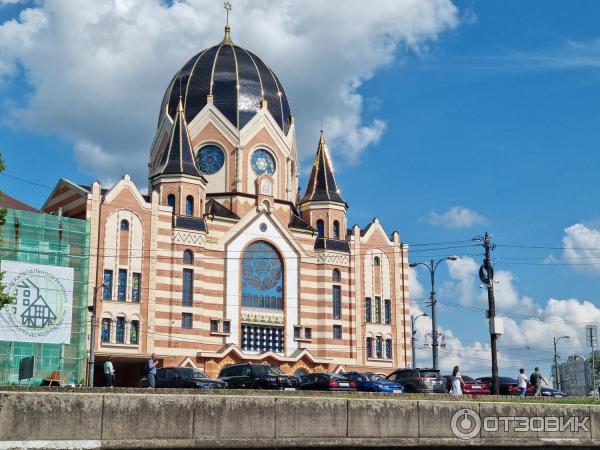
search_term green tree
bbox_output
[0,151,12,309]
[589,350,600,380]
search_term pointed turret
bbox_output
[151,98,203,180]
[300,131,345,205]
[299,132,347,242]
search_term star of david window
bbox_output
[251,149,275,176]
[196,145,225,175]
[241,240,283,310]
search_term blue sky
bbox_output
[2,0,600,378]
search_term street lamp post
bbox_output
[411,313,428,368]
[409,256,457,370]
[87,284,104,387]
[553,335,570,392]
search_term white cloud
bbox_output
[408,266,425,300]
[503,39,600,71]
[427,206,487,229]
[455,39,600,74]
[0,0,459,183]
[561,223,600,274]
[443,256,479,305]
[0,0,26,6]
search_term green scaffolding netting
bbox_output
[0,208,90,385]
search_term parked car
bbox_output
[386,368,446,394]
[298,373,357,391]
[541,387,566,397]
[476,376,535,396]
[218,363,298,390]
[343,371,404,393]
[139,367,226,389]
[443,374,490,395]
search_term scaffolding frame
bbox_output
[0,209,89,386]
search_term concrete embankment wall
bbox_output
[1,390,600,448]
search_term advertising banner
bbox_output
[0,261,74,344]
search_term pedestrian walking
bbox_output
[450,365,464,395]
[517,368,528,398]
[146,353,158,388]
[530,367,548,397]
[103,356,115,388]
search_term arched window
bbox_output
[332,269,341,282]
[115,317,125,344]
[120,219,129,231]
[167,194,176,212]
[183,268,193,306]
[333,285,341,320]
[185,195,194,216]
[130,320,139,345]
[316,219,324,238]
[240,241,284,353]
[101,318,111,343]
[375,336,383,359]
[183,249,194,265]
[333,220,340,239]
[385,339,392,359]
[374,256,380,267]
[241,241,283,311]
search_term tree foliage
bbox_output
[0,151,12,309]
[589,350,600,377]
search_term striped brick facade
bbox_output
[41,30,411,381]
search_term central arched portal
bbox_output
[240,240,285,353]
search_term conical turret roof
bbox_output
[300,132,345,205]
[151,98,203,180]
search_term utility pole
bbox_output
[553,338,559,391]
[553,335,570,392]
[429,261,439,371]
[476,232,500,395]
[87,285,103,387]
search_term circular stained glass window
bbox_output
[251,149,275,176]
[196,145,225,175]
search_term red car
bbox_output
[476,376,535,396]
[444,375,491,395]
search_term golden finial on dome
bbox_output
[222,1,233,44]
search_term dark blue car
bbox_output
[344,371,405,393]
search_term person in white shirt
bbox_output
[103,356,115,388]
[517,368,528,398]
[450,366,464,395]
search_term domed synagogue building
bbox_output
[42,21,411,383]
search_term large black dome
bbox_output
[159,34,292,134]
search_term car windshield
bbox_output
[252,365,285,376]
[178,368,209,379]
[499,377,517,383]
[330,374,349,380]
[462,375,475,381]
[365,373,386,381]
[419,370,440,378]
